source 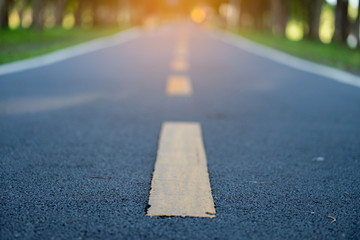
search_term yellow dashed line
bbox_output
[171,59,189,72]
[166,75,193,96]
[174,45,188,57]
[147,122,216,218]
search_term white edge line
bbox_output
[210,30,360,89]
[0,28,141,76]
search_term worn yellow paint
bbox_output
[147,122,216,218]
[166,75,193,96]
[176,41,188,50]
[175,45,188,56]
[171,59,188,72]
[176,35,188,45]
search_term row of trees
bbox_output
[0,0,133,29]
[0,0,359,45]
[224,0,359,44]
[0,0,205,29]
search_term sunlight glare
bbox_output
[9,10,20,30]
[286,21,303,41]
[191,8,206,23]
[319,5,335,44]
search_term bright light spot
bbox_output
[9,10,20,30]
[219,3,239,28]
[327,0,358,7]
[143,16,158,29]
[326,0,336,5]
[319,5,335,43]
[166,76,193,96]
[286,21,303,41]
[21,8,32,28]
[191,8,206,23]
[349,0,359,8]
[63,13,75,29]
[348,4,358,19]
[347,34,358,48]
[219,3,227,17]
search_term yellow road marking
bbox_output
[176,40,188,49]
[175,46,188,56]
[176,35,188,45]
[147,122,216,218]
[166,75,193,96]
[171,59,189,72]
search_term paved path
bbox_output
[1,22,360,239]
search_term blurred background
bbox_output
[0,0,359,70]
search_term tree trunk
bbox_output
[129,0,141,26]
[238,0,248,28]
[121,0,131,25]
[74,0,84,27]
[55,0,69,26]
[32,0,44,29]
[227,0,238,29]
[92,0,101,26]
[0,0,10,29]
[356,0,360,47]
[271,0,288,36]
[251,1,265,31]
[18,0,29,28]
[333,0,349,42]
[307,0,323,40]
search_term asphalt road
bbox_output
[1,22,360,239]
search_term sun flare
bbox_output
[191,8,206,23]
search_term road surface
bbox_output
[1,22,360,239]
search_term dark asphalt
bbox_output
[1,22,360,239]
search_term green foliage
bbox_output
[0,27,122,64]
[233,29,360,74]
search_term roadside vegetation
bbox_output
[214,0,360,74]
[215,0,359,46]
[0,27,122,64]
[232,29,360,74]
[0,0,133,64]
[0,0,359,73]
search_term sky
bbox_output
[326,0,359,8]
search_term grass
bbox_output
[0,27,125,64]
[2,26,359,75]
[231,29,360,75]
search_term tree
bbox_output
[304,0,324,40]
[0,0,10,29]
[31,0,44,29]
[356,0,360,47]
[271,0,288,36]
[16,0,31,28]
[74,0,84,26]
[55,0,69,26]
[251,0,269,31]
[333,0,349,42]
